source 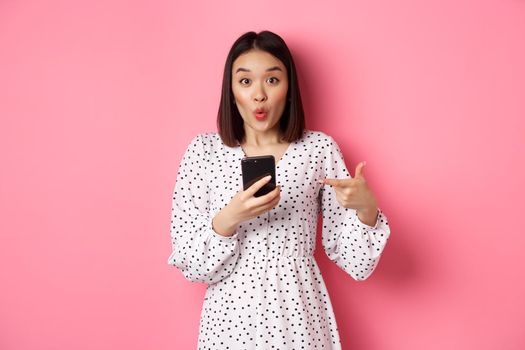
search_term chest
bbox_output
[240,142,290,164]
[208,144,323,215]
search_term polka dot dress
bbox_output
[168,129,391,349]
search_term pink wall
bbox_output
[1,0,524,349]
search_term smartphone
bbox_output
[241,155,276,197]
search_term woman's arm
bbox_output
[318,135,391,281]
[167,134,240,284]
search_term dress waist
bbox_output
[239,253,314,259]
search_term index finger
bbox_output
[245,175,273,197]
[320,178,344,187]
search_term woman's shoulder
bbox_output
[302,129,336,145]
[185,131,222,148]
[179,133,220,164]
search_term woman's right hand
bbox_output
[212,175,281,237]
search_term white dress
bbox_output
[168,129,391,349]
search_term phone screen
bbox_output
[241,155,276,197]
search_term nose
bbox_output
[253,84,267,102]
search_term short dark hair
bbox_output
[217,30,306,147]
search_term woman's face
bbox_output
[231,49,289,136]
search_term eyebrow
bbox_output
[234,66,283,74]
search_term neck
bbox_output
[242,125,283,147]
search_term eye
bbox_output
[238,77,280,86]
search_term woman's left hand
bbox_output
[319,161,379,226]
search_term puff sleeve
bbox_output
[318,135,391,281]
[167,134,240,284]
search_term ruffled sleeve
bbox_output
[167,134,240,284]
[318,135,391,281]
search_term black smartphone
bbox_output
[241,155,276,197]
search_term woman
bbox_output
[168,30,391,349]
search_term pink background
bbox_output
[1,0,524,349]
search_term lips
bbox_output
[254,108,267,120]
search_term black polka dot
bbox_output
[168,130,391,349]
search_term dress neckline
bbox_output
[237,136,298,169]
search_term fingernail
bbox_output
[266,175,272,179]
[318,179,324,184]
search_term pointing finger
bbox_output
[319,178,344,187]
[354,161,366,178]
